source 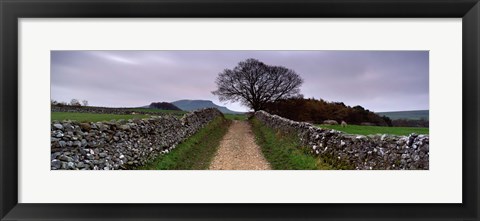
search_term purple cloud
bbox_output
[51,50,428,112]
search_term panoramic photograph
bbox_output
[50,50,429,170]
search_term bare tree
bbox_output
[82,100,89,106]
[70,99,81,106]
[212,58,303,111]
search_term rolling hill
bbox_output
[148,102,182,110]
[172,100,244,114]
[376,110,429,120]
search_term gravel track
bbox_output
[209,120,271,170]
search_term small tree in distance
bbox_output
[212,58,303,112]
[70,99,81,106]
[82,100,89,106]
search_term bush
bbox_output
[263,97,391,126]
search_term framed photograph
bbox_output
[1,0,478,220]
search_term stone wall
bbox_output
[254,111,429,170]
[51,108,223,170]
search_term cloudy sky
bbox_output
[51,51,428,112]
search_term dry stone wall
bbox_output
[254,111,429,170]
[51,108,222,170]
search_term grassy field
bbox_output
[138,117,231,170]
[376,110,429,120]
[127,108,187,116]
[224,113,248,121]
[51,112,150,122]
[317,124,429,136]
[52,109,244,123]
[250,118,336,170]
[130,108,247,120]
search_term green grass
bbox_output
[138,117,231,170]
[316,124,429,136]
[127,108,187,116]
[376,110,429,120]
[250,118,334,170]
[224,113,248,121]
[51,112,150,122]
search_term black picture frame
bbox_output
[1,0,479,220]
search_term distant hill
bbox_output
[376,110,429,120]
[172,100,244,114]
[148,102,182,111]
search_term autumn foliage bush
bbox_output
[263,98,392,126]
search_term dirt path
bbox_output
[209,120,271,170]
